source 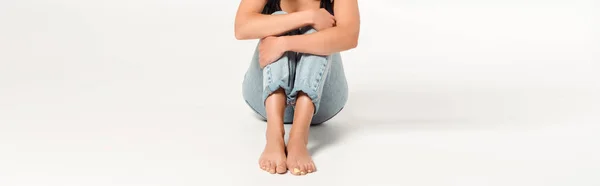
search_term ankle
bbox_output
[287,134,308,145]
[266,128,284,135]
[265,131,285,142]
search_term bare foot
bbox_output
[286,137,316,175]
[259,135,287,174]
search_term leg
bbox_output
[255,52,294,174]
[242,10,296,124]
[259,88,288,174]
[287,92,317,175]
[259,48,297,174]
[285,29,346,175]
[286,52,327,175]
[242,12,294,173]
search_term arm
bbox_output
[281,0,360,55]
[234,0,313,40]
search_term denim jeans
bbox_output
[242,12,348,124]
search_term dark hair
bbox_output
[262,0,334,15]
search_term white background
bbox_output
[1,0,599,185]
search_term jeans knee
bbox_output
[302,28,318,35]
[272,11,288,15]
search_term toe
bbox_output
[291,166,302,176]
[308,162,316,173]
[259,160,267,170]
[269,161,277,174]
[276,161,287,174]
[265,161,273,172]
[299,165,308,175]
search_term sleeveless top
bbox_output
[262,0,334,15]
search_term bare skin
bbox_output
[287,92,317,175]
[236,0,360,175]
[259,90,316,175]
[235,0,360,55]
[259,89,288,174]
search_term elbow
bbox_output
[235,32,246,40]
[347,33,359,49]
[234,18,250,40]
[349,39,358,49]
[345,27,360,49]
[234,25,251,40]
[234,30,248,40]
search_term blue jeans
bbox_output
[242,12,348,124]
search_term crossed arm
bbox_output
[234,0,360,65]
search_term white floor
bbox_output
[1,0,599,185]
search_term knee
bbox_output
[301,27,318,35]
[272,11,288,15]
[272,11,318,36]
[270,11,318,35]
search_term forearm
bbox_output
[235,11,312,40]
[282,26,359,56]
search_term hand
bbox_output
[310,8,335,31]
[259,36,288,68]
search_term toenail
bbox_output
[293,168,300,173]
[308,170,313,173]
[301,172,306,175]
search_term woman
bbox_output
[235,0,360,175]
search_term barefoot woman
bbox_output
[236,0,360,175]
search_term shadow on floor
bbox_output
[253,86,583,155]
[305,85,583,154]
[307,122,347,155]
